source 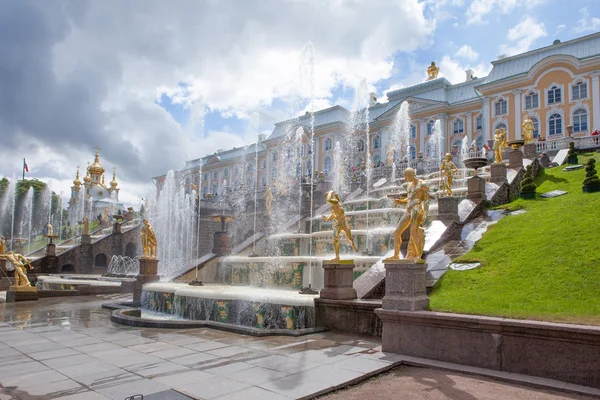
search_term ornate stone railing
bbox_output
[535,135,600,154]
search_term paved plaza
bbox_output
[0,296,597,400]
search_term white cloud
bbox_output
[574,7,600,34]
[438,55,492,84]
[456,45,479,62]
[499,16,547,57]
[555,24,566,35]
[466,0,546,25]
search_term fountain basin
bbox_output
[141,283,318,332]
[507,140,525,150]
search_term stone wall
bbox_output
[315,298,382,337]
[376,309,600,389]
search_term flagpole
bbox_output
[22,158,25,181]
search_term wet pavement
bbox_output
[0,295,391,400]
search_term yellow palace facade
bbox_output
[155,32,600,196]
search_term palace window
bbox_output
[494,99,507,116]
[476,115,483,130]
[373,135,381,149]
[495,123,507,131]
[261,160,266,170]
[549,113,562,136]
[357,139,365,152]
[324,138,332,151]
[260,175,266,187]
[548,86,562,104]
[530,117,540,138]
[203,173,208,181]
[572,82,587,100]
[212,171,218,180]
[410,146,416,160]
[525,92,539,109]
[223,169,228,177]
[453,119,464,134]
[427,121,434,135]
[272,151,278,162]
[573,109,588,132]
[410,124,416,138]
[324,156,332,174]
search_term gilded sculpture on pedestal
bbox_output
[440,153,458,196]
[426,61,439,81]
[0,236,5,257]
[47,224,53,236]
[83,217,89,235]
[141,219,157,258]
[385,168,430,262]
[5,251,34,287]
[522,114,535,144]
[265,184,273,217]
[322,191,358,260]
[493,128,508,163]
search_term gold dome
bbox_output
[110,167,118,189]
[73,167,82,187]
[83,162,92,183]
[88,149,105,177]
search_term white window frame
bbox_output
[494,97,508,116]
[545,82,564,106]
[426,121,434,135]
[324,137,332,152]
[571,107,589,133]
[571,79,588,101]
[323,156,332,175]
[373,135,381,150]
[546,109,564,138]
[410,124,417,139]
[524,90,539,110]
[475,114,483,130]
[453,118,464,134]
[529,113,541,138]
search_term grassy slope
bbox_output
[429,152,600,325]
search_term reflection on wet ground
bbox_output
[0,295,392,400]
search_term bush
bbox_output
[583,158,600,188]
[520,165,536,193]
[567,142,578,164]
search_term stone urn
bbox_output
[463,157,488,176]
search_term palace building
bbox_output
[154,32,600,197]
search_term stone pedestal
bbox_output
[490,162,508,185]
[212,231,232,256]
[80,234,91,245]
[134,257,160,303]
[46,243,56,257]
[113,221,122,234]
[523,143,536,159]
[6,286,39,303]
[508,149,524,170]
[467,176,486,201]
[320,260,357,300]
[436,197,460,222]
[382,259,429,311]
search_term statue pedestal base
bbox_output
[436,197,460,222]
[509,149,524,170]
[134,257,160,304]
[490,162,508,185]
[523,143,537,159]
[467,176,486,202]
[46,243,56,257]
[382,259,429,311]
[320,260,357,300]
[212,231,232,256]
[6,286,38,303]
[80,234,91,245]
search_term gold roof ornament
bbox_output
[88,146,105,177]
[73,166,82,187]
[426,61,439,81]
[83,162,92,183]
[110,167,119,189]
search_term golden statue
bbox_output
[103,207,109,221]
[47,224,53,236]
[5,251,34,287]
[322,191,358,260]
[493,128,508,163]
[440,153,458,196]
[385,168,430,262]
[386,144,395,166]
[426,61,439,81]
[522,114,534,144]
[0,236,5,257]
[141,219,157,258]
[83,216,89,235]
[265,184,273,216]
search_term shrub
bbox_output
[520,165,536,193]
[583,159,600,188]
[567,142,578,164]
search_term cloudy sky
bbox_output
[0,0,598,207]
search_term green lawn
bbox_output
[429,152,600,325]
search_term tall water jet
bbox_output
[250,112,260,256]
[332,141,345,194]
[428,119,443,171]
[460,136,469,167]
[21,188,34,254]
[390,101,411,180]
[0,179,16,242]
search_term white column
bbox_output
[266,150,272,185]
[419,119,426,156]
[466,112,473,143]
[207,170,212,195]
[315,137,320,172]
[513,90,521,141]
[482,97,491,144]
[592,73,600,132]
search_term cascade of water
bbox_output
[428,119,443,172]
[10,180,17,250]
[0,179,16,244]
[332,141,345,193]
[460,136,469,167]
[21,188,34,254]
[295,127,304,232]
[251,112,260,255]
[390,101,411,180]
[58,195,63,241]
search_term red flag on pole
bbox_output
[23,159,29,172]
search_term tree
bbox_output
[583,159,600,193]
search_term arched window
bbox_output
[495,99,507,116]
[476,115,483,130]
[373,135,381,149]
[548,86,561,104]
[530,117,540,138]
[324,156,332,175]
[572,81,587,100]
[525,92,539,109]
[495,123,507,134]
[324,138,332,151]
[357,139,365,152]
[549,113,562,136]
[410,146,416,160]
[453,119,464,134]
[573,109,588,132]
[410,125,416,139]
